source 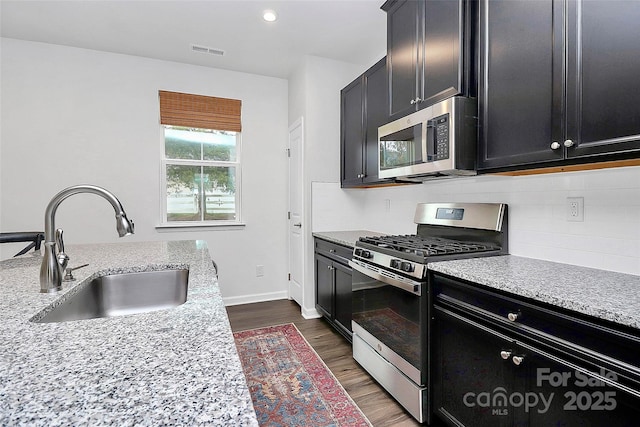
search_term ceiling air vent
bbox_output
[191,44,225,56]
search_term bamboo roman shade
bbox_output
[159,90,242,132]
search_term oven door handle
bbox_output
[349,260,422,296]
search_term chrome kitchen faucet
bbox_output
[39,185,135,293]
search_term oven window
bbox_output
[352,269,422,371]
[379,124,423,170]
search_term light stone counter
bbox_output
[312,230,386,248]
[0,240,258,427]
[428,255,640,330]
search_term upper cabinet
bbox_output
[478,0,640,172]
[382,0,472,121]
[341,57,390,188]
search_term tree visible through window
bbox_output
[159,91,242,225]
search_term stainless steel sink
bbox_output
[32,269,189,323]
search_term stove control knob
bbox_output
[401,262,414,273]
[361,250,372,259]
[354,248,362,257]
[390,259,401,269]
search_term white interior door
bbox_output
[287,118,304,306]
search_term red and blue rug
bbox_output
[233,323,371,427]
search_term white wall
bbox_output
[312,164,640,276]
[0,38,289,304]
[287,55,365,317]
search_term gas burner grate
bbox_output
[359,235,498,257]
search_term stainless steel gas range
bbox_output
[349,202,508,423]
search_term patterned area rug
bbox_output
[233,323,371,427]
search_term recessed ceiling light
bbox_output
[263,10,277,22]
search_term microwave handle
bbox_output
[425,121,436,161]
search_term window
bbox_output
[159,90,242,226]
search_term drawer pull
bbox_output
[500,350,512,360]
[507,312,519,322]
[329,249,336,253]
[512,355,525,366]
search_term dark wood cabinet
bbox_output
[478,0,640,172]
[315,255,334,318]
[565,0,640,159]
[341,76,364,186]
[314,238,354,341]
[432,273,640,426]
[383,0,470,121]
[340,57,389,188]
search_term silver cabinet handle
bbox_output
[512,355,525,366]
[410,97,423,105]
[500,350,512,360]
[507,312,519,322]
[551,141,561,150]
[564,139,575,147]
[293,223,302,228]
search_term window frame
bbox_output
[159,126,243,228]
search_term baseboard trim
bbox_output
[301,306,321,319]
[223,291,289,307]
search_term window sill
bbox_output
[156,223,246,232]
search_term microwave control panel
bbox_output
[434,115,450,160]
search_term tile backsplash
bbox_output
[312,166,640,275]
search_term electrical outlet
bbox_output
[256,265,264,277]
[566,197,584,222]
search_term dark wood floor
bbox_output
[226,299,425,427]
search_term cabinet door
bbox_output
[315,254,333,318]
[363,57,388,185]
[387,0,421,119]
[340,78,364,186]
[565,0,640,159]
[478,0,565,170]
[433,305,515,427]
[333,262,353,336]
[519,342,640,426]
[422,0,464,106]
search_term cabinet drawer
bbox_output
[432,273,640,387]
[314,239,353,265]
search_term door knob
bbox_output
[500,350,512,360]
[550,141,561,150]
[512,355,525,366]
[563,139,575,147]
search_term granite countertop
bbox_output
[428,255,640,330]
[0,240,258,427]
[312,230,386,248]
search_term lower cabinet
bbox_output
[432,273,640,426]
[314,238,353,341]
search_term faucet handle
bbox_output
[55,228,65,253]
[55,228,69,270]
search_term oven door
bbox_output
[349,259,427,386]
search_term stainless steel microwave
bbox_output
[378,97,478,181]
